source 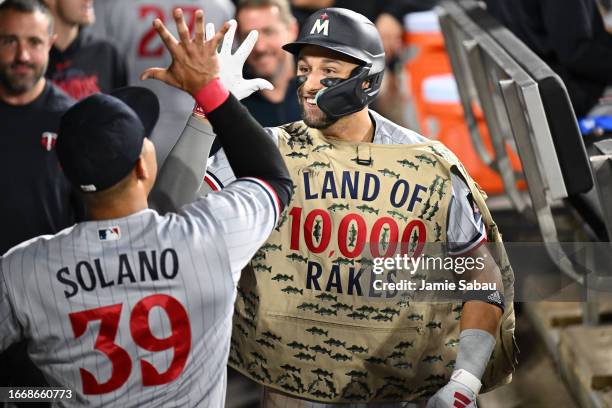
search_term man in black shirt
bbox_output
[45,0,127,99]
[241,77,301,127]
[0,83,79,253]
[0,0,81,394]
[485,0,612,117]
[0,0,80,255]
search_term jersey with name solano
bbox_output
[0,179,279,407]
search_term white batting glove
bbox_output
[426,369,480,408]
[205,19,273,100]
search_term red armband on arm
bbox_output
[192,78,230,115]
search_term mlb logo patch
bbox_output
[98,226,121,241]
[40,132,58,151]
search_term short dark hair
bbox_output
[237,0,295,26]
[0,0,54,34]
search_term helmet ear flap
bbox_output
[364,71,384,96]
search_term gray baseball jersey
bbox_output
[0,178,279,407]
[90,0,235,165]
[202,110,486,257]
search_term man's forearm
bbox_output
[149,113,216,213]
[455,247,503,380]
[426,302,500,406]
[200,82,292,211]
[455,250,503,383]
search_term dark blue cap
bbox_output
[56,87,160,193]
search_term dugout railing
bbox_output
[436,0,612,321]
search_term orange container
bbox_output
[404,12,524,195]
[403,12,451,136]
[421,75,524,194]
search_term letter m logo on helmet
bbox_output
[310,13,329,36]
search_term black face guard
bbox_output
[297,65,384,119]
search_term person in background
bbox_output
[44,0,127,99]
[237,0,300,127]
[485,0,612,117]
[0,0,80,398]
[0,0,81,277]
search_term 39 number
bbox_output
[69,294,191,394]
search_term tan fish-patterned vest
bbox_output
[229,122,517,403]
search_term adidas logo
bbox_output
[487,291,502,304]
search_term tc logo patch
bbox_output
[310,13,329,36]
[98,227,121,241]
[41,132,58,151]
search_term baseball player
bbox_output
[160,8,517,408]
[44,0,127,100]
[0,10,291,407]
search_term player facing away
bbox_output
[160,8,518,408]
[0,11,291,407]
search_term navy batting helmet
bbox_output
[283,8,385,119]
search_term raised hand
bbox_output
[141,8,230,95]
[205,20,273,100]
